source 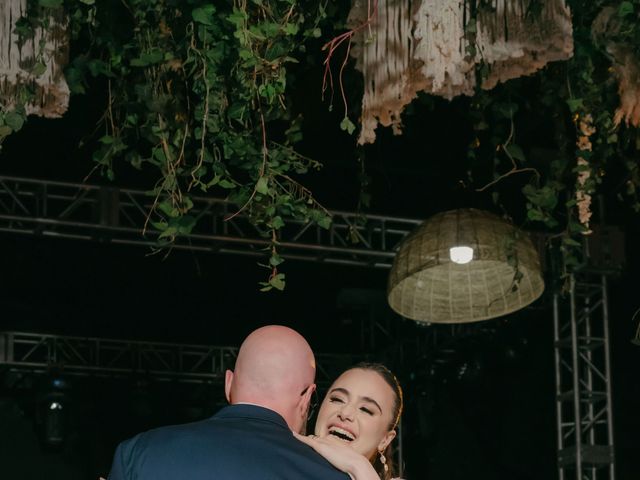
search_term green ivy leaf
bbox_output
[283,23,299,35]
[256,176,269,195]
[12,18,33,39]
[317,215,331,230]
[269,273,286,291]
[270,216,285,229]
[563,237,582,247]
[618,1,634,17]
[150,220,168,231]
[522,184,558,210]
[65,66,86,94]
[158,200,179,218]
[340,117,356,135]
[504,144,526,162]
[158,226,178,240]
[262,22,281,37]
[192,5,217,25]
[30,62,47,77]
[464,20,477,35]
[87,59,111,77]
[269,253,284,266]
[568,219,586,234]
[4,112,25,132]
[207,174,221,187]
[182,196,194,212]
[526,208,545,222]
[566,98,584,112]
[227,9,248,28]
[494,102,518,119]
[131,50,164,67]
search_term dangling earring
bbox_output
[379,451,388,473]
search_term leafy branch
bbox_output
[476,113,540,192]
[2,0,334,290]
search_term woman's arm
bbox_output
[293,432,380,480]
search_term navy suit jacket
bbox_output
[108,404,350,480]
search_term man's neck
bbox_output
[231,402,296,432]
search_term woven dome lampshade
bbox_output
[388,208,544,324]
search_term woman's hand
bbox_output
[293,432,379,480]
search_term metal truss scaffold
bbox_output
[553,272,615,480]
[0,175,421,268]
[0,330,400,473]
[0,331,361,387]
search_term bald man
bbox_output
[107,326,349,480]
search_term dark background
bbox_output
[1,45,639,480]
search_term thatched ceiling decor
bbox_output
[348,0,417,145]
[476,0,573,90]
[592,6,640,128]
[350,0,573,144]
[0,0,70,118]
[412,0,476,100]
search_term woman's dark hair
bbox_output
[350,362,403,480]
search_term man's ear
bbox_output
[299,383,316,414]
[224,370,234,403]
[377,429,397,453]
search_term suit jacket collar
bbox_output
[213,403,290,431]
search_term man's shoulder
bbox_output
[117,416,219,453]
[111,409,350,480]
[118,406,281,449]
[115,407,285,457]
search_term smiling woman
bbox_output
[305,363,404,480]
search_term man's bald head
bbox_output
[225,326,317,432]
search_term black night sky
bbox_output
[1,41,639,480]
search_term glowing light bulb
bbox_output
[449,246,473,264]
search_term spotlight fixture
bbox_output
[38,375,69,447]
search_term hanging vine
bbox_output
[1,0,333,290]
[329,0,640,276]
[2,0,640,289]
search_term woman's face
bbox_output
[314,368,397,459]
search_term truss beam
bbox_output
[554,272,615,480]
[0,331,360,387]
[0,176,421,268]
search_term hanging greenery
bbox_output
[1,0,639,289]
[1,0,335,290]
[326,0,640,278]
[513,0,640,274]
